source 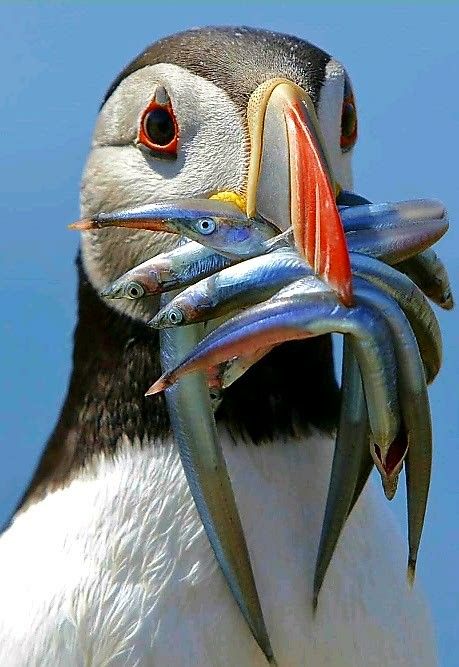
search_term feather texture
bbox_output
[0,431,436,666]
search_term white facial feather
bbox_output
[80,64,248,318]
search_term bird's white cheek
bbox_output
[80,145,181,318]
[79,71,249,321]
[80,144,182,218]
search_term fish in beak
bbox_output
[71,77,354,306]
[158,303,274,662]
[70,70,454,654]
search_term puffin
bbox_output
[0,27,437,666]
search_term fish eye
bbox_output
[137,85,178,158]
[125,281,145,299]
[197,218,216,235]
[168,307,183,325]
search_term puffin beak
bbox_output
[245,78,353,305]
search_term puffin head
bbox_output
[80,26,357,324]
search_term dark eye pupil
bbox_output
[341,103,357,138]
[144,108,175,146]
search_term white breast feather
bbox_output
[0,430,436,666]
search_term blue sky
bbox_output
[0,3,458,663]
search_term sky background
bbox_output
[0,2,458,663]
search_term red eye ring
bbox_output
[138,86,178,158]
[340,90,358,152]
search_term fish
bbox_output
[313,339,370,608]
[398,247,454,310]
[159,294,274,663]
[101,198,447,305]
[101,241,233,300]
[70,197,280,259]
[150,249,441,386]
[353,279,432,580]
[147,278,400,455]
[148,249,311,328]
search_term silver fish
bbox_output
[159,294,274,663]
[150,251,441,390]
[352,254,442,385]
[71,198,279,259]
[313,339,369,609]
[149,249,311,328]
[398,247,454,310]
[354,279,432,580]
[148,280,400,456]
[101,241,232,300]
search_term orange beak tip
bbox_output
[283,101,353,308]
[68,219,96,231]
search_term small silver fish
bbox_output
[159,296,274,663]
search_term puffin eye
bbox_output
[197,218,216,235]
[144,109,175,146]
[340,78,358,152]
[168,307,183,325]
[138,85,178,158]
[125,281,145,300]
